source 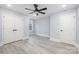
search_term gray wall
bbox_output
[76,6,79,43]
[33,20,35,33]
[35,16,50,37]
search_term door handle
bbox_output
[12,29,17,31]
[60,30,63,32]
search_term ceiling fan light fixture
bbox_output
[7,4,11,7]
[35,14,36,16]
[62,4,67,8]
[34,13,37,16]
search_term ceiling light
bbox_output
[35,14,36,16]
[34,13,37,16]
[7,4,11,7]
[62,4,67,8]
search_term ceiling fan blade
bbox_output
[25,8,34,11]
[39,7,47,11]
[29,11,35,14]
[39,11,45,14]
[34,4,38,10]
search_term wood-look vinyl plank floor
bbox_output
[0,35,78,54]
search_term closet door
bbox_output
[60,13,76,43]
[3,14,16,44]
[3,12,23,44]
[14,16,23,41]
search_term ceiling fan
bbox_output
[25,4,47,16]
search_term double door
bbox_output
[3,13,23,44]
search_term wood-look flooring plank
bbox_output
[0,35,78,54]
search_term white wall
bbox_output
[35,16,50,37]
[50,13,60,39]
[0,8,2,43]
[23,16,30,39]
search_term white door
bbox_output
[59,13,76,43]
[3,15,15,44]
[3,14,23,44]
[14,16,23,41]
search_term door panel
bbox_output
[14,16,23,40]
[60,14,76,42]
[3,13,23,44]
[3,15,15,44]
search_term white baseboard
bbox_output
[22,36,30,40]
[30,33,36,35]
[0,36,29,46]
[35,33,50,38]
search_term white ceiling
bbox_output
[0,4,78,19]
